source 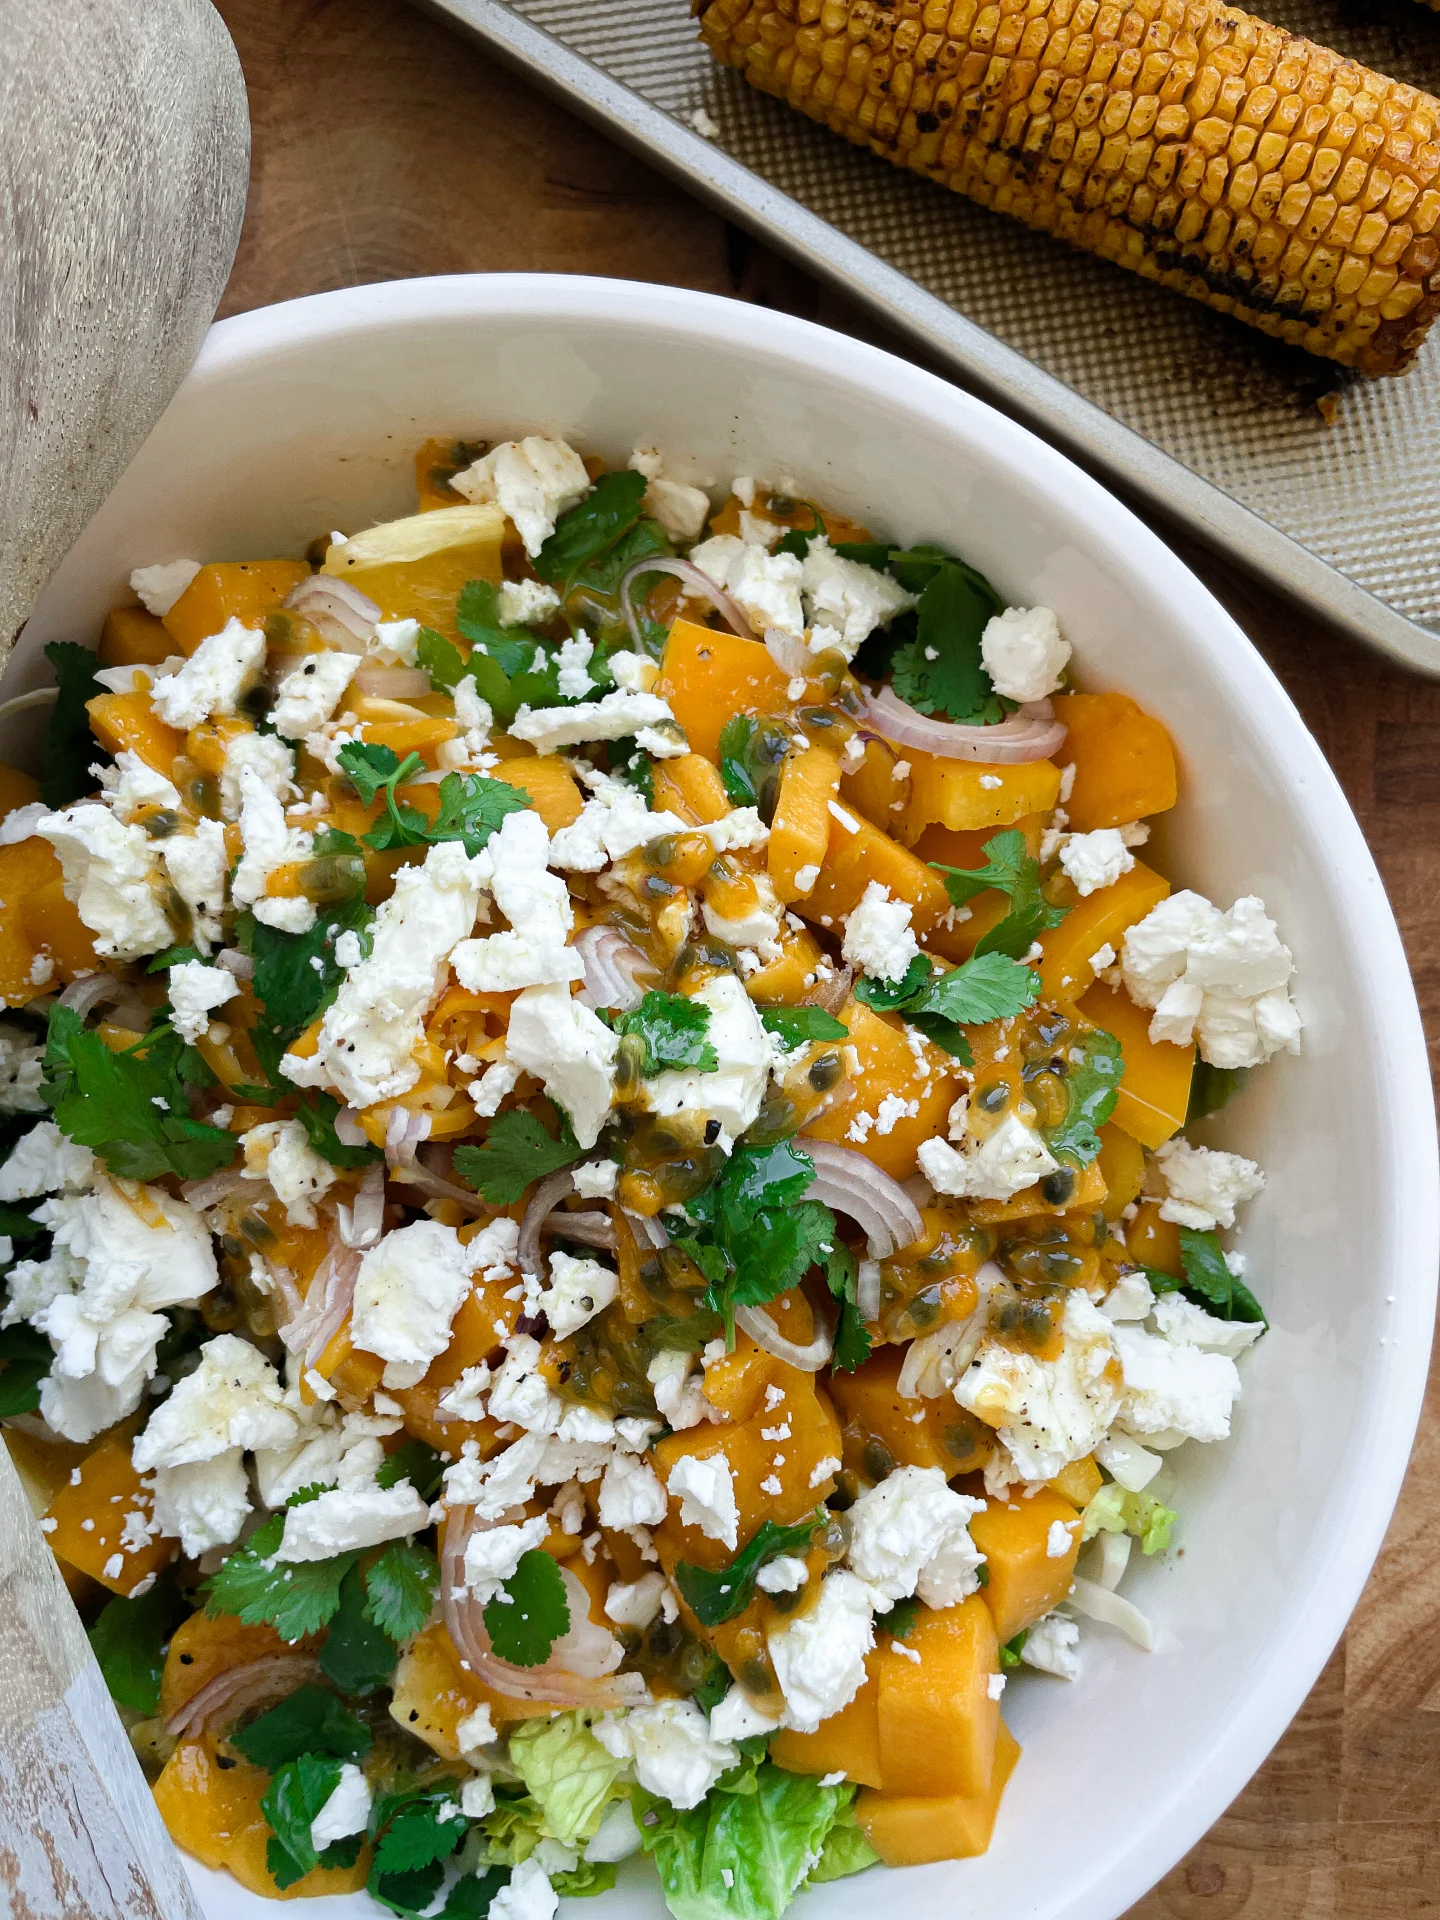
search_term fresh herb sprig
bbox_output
[615,992,717,1077]
[672,1141,837,1337]
[675,1512,827,1626]
[454,1109,583,1206]
[853,950,1041,1065]
[929,828,1070,961]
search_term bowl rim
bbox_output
[74,273,1440,1916]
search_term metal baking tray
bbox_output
[418,0,1440,677]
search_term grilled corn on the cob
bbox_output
[697,0,1440,374]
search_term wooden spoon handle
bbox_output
[0,1444,203,1919]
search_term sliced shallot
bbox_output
[1067,1575,1155,1652]
[763,626,812,678]
[180,1167,249,1212]
[735,1302,833,1372]
[862,686,1067,764]
[543,1209,617,1252]
[800,1141,923,1257]
[336,1161,386,1247]
[57,973,121,1017]
[392,1149,488,1216]
[353,665,433,700]
[619,556,751,647]
[896,1261,1003,1397]
[574,925,650,1014]
[803,962,853,1016]
[517,1171,577,1278]
[384,1106,431,1169]
[285,572,381,650]
[164,1653,319,1741]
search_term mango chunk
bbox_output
[322,506,505,638]
[875,1595,1000,1798]
[898,753,1061,842]
[769,747,841,904]
[970,1486,1083,1644]
[802,999,957,1182]
[1036,859,1170,1004]
[44,1431,175,1596]
[1051,691,1177,831]
[162,560,309,656]
[655,619,790,764]
[857,1720,1021,1865]
[773,1672,883,1788]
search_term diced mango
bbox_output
[0,837,99,1003]
[1036,860,1170,1004]
[838,736,908,827]
[0,763,40,822]
[898,753,1061,843]
[654,618,791,763]
[44,1430,175,1596]
[1125,1199,1182,1277]
[391,1284,511,1456]
[1048,1455,1104,1507]
[1096,1120,1147,1220]
[803,1000,957,1181]
[773,1672,883,1788]
[1079,979,1193,1149]
[162,560,309,656]
[969,1487,1084,1643]
[348,694,457,765]
[857,1720,1021,1865]
[829,1345,992,1479]
[323,506,505,638]
[309,1325,386,1408]
[795,806,952,942]
[99,605,173,667]
[875,1596,1000,1798]
[769,747,841,904]
[488,752,584,832]
[743,917,826,1005]
[964,1157,1106,1227]
[1051,692,1178,831]
[160,1611,305,1723]
[86,690,187,776]
[652,751,732,825]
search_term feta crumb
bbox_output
[1112,1323,1242,1443]
[352,1219,473,1368]
[1059,828,1134,898]
[167,959,240,1044]
[599,1449,668,1529]
[450,437,590,557]
[667,1453,738,1549]
[629,449,711,544]
[230,764,316,934]
[755,1554,809,1595]
[497,579,563,628]
[539,1250,618,1338]
[504,982,618,1150]
[219,729,297,822]
[1022,1612,1080,1680]
[800,539,914,660]
[842,882,919,984]
[452,809,583,991]
[688,106,719,139]
[846,1464,987,1606]
[571,1159,619,1200]
[689,534,805,637]
[608,649,660,694]
[463,1512,550,1603]
[954,1291,1121,1481]
[309,1763,372,1852]
[456,1703,497,1754]
[489,1856,558,1920]
[239,1116,336,1228]
[1121,890,1301,1069]
[150,618,265,729]
[593,1700,737,1810]
[271,650,360,740]
[509,688,681,755]
[368,617,422,665]
[35,803,172,960]
[918,1111,1060,1203]
[1154,1137,1264,1230]
[604,1571,672,1629]
[768,1570,875,1732]
[1046,1518,1078,1558]
[980,605,1070,702]
[793,862,820,895]
[130,559,201,616]
[645,972,774,1147]
[556,632,597,700]
[0,1023,47,1114]
[709,1686,783,1744]
[277,1479,432,1560]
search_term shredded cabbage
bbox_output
[1081,1481,1176,1555]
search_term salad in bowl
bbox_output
[0,428,1303,1920]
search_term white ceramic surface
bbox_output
[12,276,1437,1920]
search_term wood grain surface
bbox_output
[210,3,1440,1912]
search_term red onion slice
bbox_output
[392,1151,489,1215]
[518,1171,577,1278]
[333,1107,368,1147]
[624,1209,672,1254]
[354,666,433,700]
[180,1168,248,1212]
[799,1141,924,1257]
[57,973,121,1017]
[385,1106,432,1169]
[543,1209,617,1252]
[164,1653,319,1741]
[337,1162,386,1247]
[574,926,651,1015]
[215,948,255,981]
[863,686,1066,764]
[735,1302,833,1372]
[764,626,811,677]
[285,573,381,649]
[620,556,752,647]
[802,962,854,1016]
[441,1506,646,1706]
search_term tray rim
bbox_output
[414,0,1440,681]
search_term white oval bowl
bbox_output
[12,275,1437,1920]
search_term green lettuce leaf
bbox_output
[1081,1482,1177,1556]
[508,1712,627,1847]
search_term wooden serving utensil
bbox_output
[0,0,248,1912]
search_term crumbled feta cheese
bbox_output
[0,1121,94,1200]
[456,1703,497,1754]
[149,1452,252,1557]
[629,449,712,545]
[270,650,360,740]
[463,1512,551,1603]
[444,1430,548,1519]
[645,973,774,1148]
[648,1350,722,1431]
[1101,1272,1155,1322]
[487,1334,567,1434]
[842,881,919,983]
[598,1448,668,1529]
[134,1333,295,1471]
[607,649,660,694]
[0,1022,46,1113]
[604,1571,672,1629]
[755,1555,808,1595]
[688,534,805,637]
[1154,1137,1264,1230]
[351,1219,473,1368]
[556,632,597,700]
[161,818,229,952]
[1022,1611,1081,1680]
[310,1763,372,1852]
[509,689,681,754]
[452,809,583,990]
[497,579,563,628]
[469,1055,521,1118]
[460,1775,497,1820]
[282,840,486,1108]
[703,807,769,855]
[667,1453,738,1549]
[277,1479,433,1561]
[702,870,783,951]
[488,1854,558,1920]
[1059,828,1134,898]
[167,959,240,1044]
[35,802,172,959]
[1046,1518,1079,1557]
[231,764,316,935]
[800,539,914,660]
[504,982,618,1149]
[979,605,1070,702]
[593,1700,737,1810]
[768,1570,875,1732]
[1112,1320,1243,1443]
[1149,1292,1264,1359]
[368,618,422,665]
[451,437,591,556]
[150,618,265,729]
[792,862,820,895]
[1120,890,1301,1069]
[99,751,181,824]
[571,1160,618,1200]
[539,1251,618,1339]
[955,1291,1122,1481]
[1089,941,1117,974]
[709,1686,783,1744]
[845,1465,987,1606]
[548,772,686,874]
[239,1117,336,1228]
[130,558,201,616]
[918,1112,1060,1203]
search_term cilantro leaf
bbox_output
[43,641,104,806]
[415,627,467,691]
[147,943,203,973]
[297,1092,382,1171]
[87,1579,186,1715]
[533,470,648,591]
[1178,1227,1267,1325]
[998,1630,1028,1670]
[373,1797,467,1878]
[43,1004,235,1183]
[442,1868,511,1920]
[822,1244,871,1373]
[375,1439,447,1501]
[363,1538,440,1643]
[576,515,672,605]
[231,1684,372,1769]
[247,889,371,1080]
[615,991,717,1076]
[263,1752,345,1888]
[1186,1061,1249,1123]
[338,741,409,806]
[876,1596,921,1640]
[675,1511,826,1626]
[0,1322,52,1415]
[716,713,787,820]
[930,828,1069,960]
[852,951,1040,1066]
[887,563,1000,725]
[430,771,531,856]
[759,1008,848,1047]
[677,1142,837,1329]
[203,1504,358,1642]
[318,1565,398,1695]
[454,1109,583,1206]
[482,1548,570,1666]
[850,954,932,1013]
[1041,1026,1124,1169]
[0,1202,43,1241]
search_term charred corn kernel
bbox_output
[698,0,1440,374]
